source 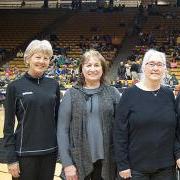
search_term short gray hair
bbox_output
[141,49,166,71]
[140,49,167,83]
[24,40,53,62]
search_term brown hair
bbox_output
[78,49,107,86]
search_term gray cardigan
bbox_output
[57,84,121,180]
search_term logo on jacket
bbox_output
[22,92,33,96]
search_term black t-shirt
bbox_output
[114,85,179,172]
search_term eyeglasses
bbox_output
[145,62,165,68]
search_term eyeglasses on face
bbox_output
[145,62,165,68]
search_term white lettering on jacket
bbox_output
[22,92,33,96]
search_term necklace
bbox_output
[152,88,161,96]
[139,82,161,97]
[137,82,161,96]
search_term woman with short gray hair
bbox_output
[114,49,180,180]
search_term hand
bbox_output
[119,169,131,179]
[64,165,78,180]
[177,159,180,168]
[8,162,20,178]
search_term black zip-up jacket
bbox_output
[3,73,60,163]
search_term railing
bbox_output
[0,0,178,9]
[0,1,57,8]
[0,0,142,8]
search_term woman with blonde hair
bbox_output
[2,40,60,180]
[57,49,121,180]
[114,49,180,180]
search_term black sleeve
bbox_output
[175,93,180,160]
[55,83,60,125]
[2,82,18,163]
[113,89,130,172]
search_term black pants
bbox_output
[12,152,57,180]
[84,160,103,180]
[125,166,176,180]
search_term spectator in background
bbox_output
[169,74,179,87]
[114,49,180,180]
[57,49,121,180]
[117,61,126,80]
[21,0,25,7]
[170,58,177,68]
[2,40,60,180]
[125,61,131,80]
[174,84,180,97]
[114,77,123,88]
[176,35,180,46]
[130,61,140,81]
[164,73,172,86]
[16,49,24,58]
[122,79,129,88]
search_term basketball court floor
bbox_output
[0,106,61,180]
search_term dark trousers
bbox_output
[127,166,176,180]
[12,152,57,180]
[84,160,103,180]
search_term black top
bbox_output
[114,85,180,172]
[3,73,60,163]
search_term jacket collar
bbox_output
[24,72,45,84]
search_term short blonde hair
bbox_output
[24,40,53,62]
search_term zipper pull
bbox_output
[38,78,39,85]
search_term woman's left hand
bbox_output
[177,159,180,168]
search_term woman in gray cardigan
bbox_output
[57,49,121,180]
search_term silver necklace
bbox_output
[138,82,161,96]
[152,88,160,96]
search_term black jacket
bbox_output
[2,73,60,163]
